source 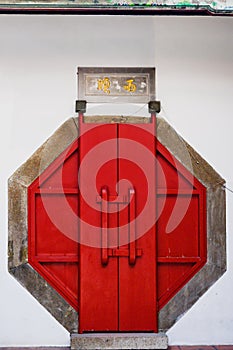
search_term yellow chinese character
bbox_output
[123,79,137,93]
[97,77,111,94]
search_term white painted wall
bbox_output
[0,15,232,346]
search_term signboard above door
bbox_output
[0,0,232,14]
[78,67,156,104]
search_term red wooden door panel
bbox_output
[156,141,207,309]
[28,141,79,311]
[118,122,157,332]
[78,119,118,333]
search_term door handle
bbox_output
[101,187,137,266]
[101,187,108,266]
[129,188,136,266]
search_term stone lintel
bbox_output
[83,116,150,124]
[70,333,168,350]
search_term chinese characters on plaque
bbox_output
[96,76,141,95]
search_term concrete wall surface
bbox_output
[0,15,232,346]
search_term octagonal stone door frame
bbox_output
[8,116,226,334]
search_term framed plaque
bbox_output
[78,67,156,104]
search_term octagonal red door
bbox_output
[28,116,206,334]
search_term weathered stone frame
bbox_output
[8,116,226,333]
[157,118,226,330]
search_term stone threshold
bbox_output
[70,332,168,350]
